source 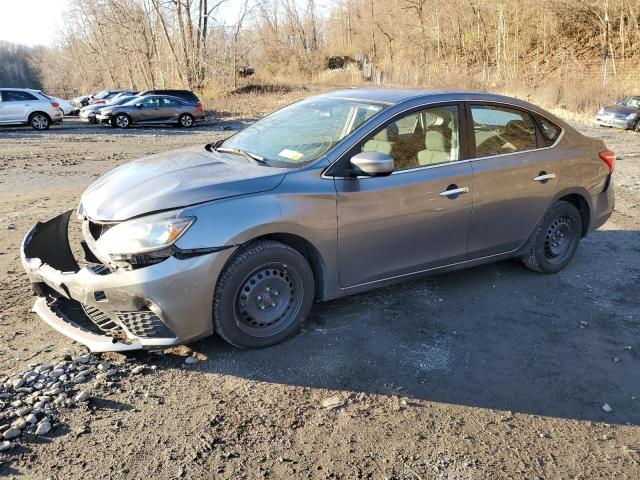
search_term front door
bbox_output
[335,104,474,288]
[0,90,35,123]
[466,103,561,258]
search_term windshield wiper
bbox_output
[215,146,269,165]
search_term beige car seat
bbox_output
[363,123,399,155]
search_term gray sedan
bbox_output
[596,96,640,131]
[21,90,615,352]
[96,95,204,128]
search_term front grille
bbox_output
[87,219,115,241]
[81,303,120,332]
[116,310,175,338]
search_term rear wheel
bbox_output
[178,113,195,128]
[213,241,315,348]
[520,201,582,273]
[112,113,130,128]
[29,112,51,130]
[633,120,640,133]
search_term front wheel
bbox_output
[633,120,640,133]
[213,241,315,348]
[178,113,195,128]
[520,201,582,274]
[112,113,130,128]
[30,113,51,130]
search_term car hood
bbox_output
[602,105,639,116]
[80,146,287,221]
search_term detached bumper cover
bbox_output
[21,211,232,352]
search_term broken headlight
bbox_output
[95,214,195,263]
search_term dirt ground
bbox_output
[0,108,638,479]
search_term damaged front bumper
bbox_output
[20,211,233,352]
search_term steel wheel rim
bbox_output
[233,262,304,337]
[181,115,193,127]
[544,215,575,264]
[32,115,48,129]
[116,115,129,127]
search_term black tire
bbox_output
[634,120,640,133]
[112,113,130,128]
[213,240,315,348]
[29,112,51,130]
[520,201,582,274]
[178,113,195,128]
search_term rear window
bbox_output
[471,105,537,157]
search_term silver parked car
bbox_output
[0,88,64,130]
[95,94,204,128]
[596,96,640,131]
[21,90,615,352]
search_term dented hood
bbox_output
[80,146,286,221]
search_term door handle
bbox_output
[439,186,469,197]
[534,172,556,182]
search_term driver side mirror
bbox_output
[350,151,394,176]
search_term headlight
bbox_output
[626,112,639,120]
[95,216,195,257]
[597,108,605,115]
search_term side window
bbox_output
[471,105,536,157]
[162,98,181,106]
[534,114,562,146]
[3,90,37,102]
[142,97,160,107]
[361,105,460,171]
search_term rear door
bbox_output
[466,103,561,258]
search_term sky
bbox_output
[0,0,279,48]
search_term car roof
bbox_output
[321,88,540,108]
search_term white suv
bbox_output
[0,88,64,130]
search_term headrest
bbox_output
[373,122,399,142]
[424,110,451,128]
[425,129,448,152]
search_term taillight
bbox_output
[599,150,616,173]
[196,102,203,112]
[51,102,60,108]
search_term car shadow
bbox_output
[160,229,640,426]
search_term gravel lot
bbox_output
[0,114,638,479]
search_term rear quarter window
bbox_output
[534,115,562,146]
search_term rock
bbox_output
[184,356,199,365]
[320,395,345,410]
[11,418,26,430]
[97,362,111,371]
[613,357,620,363]
[11,379,24,389]
[73,354,91,364]
[49,369,65,378]
[602,403,613,413]
[34,421,51,436]
[3,428,21,440]
[75,391,90,402]
[10,400,22,408]
[105,369,117,377]
[25,414,38,424]
[131,365,145,375]
[624,346,633,351]
[16,406,32,417]
[0,440,14,451]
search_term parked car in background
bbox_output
[596,96,640,131]
[20,90,615,352]
[96,94,204,128]
[89,88,136,105]
[71,95,92,113]
[41,94,75,115]
[138,89,201,106]
[0,88,63,130]
[79,95,136,124]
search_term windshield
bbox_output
[93,90,111,100]
[618,97,640,108]
[220,97,385,166]
[108,96,134,106]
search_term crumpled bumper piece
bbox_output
[21,211,233,352]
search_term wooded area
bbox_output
[18,0,640,113]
